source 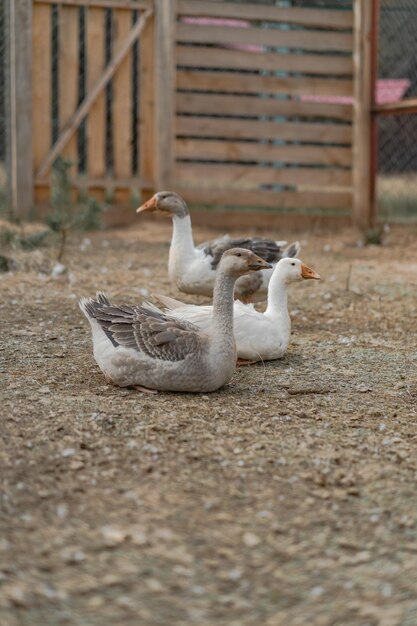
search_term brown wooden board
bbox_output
[177,23,353,53]
[58,5,79,176]
[176,93,353,121]
[177,0,353,30]
[176,139,352,167]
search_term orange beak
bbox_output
[301,263,320,280]
[136,195,158,213]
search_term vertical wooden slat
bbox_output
[139,10,155,198]
[87,7,106,199]
[112,8,132,202]
[58,5,79,175]
[8,0,33,216]
[353,0,375,229]
[154,0,176,189]
[33,3,52,202]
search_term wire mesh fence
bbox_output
[0,1,10,212]
[376,0,417,221]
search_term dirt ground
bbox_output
[1,216,417,626]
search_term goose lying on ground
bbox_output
[153,258,320,363]
[79,249,271,393]
[136,191,300,302]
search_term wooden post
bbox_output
[353,0,375,229]
[8,0,33,217]
[154,0,176,190]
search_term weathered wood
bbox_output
[176,139,352,167]
[35,7,152,178]
[35,176,152,189]
[113,9,133,196]
[175,163,352,189]
[59,5,79,174]
[353,0,374,228]
[177,23,353,53]
[154,0,176,188]
[87,7,106,196]
[139,9,156,193]
[176,92,353,121]
[177,0,354,30]
[175,187,352,211]
[176,117,352,145]
[177,70,353,98]
[373,97,417,116]
[34,0,152,10]
[32,4,52,173]
[177,45,353,76]
[8,0,34,216]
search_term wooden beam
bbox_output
[352,0,375,229]
[139,9,156,193]
[34,0,152,10]
[154,0,176,188]
[177,0,354,30]
[36,7,152,178]
[8,0,33,216]
[373,97,417,116]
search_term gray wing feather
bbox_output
[202,236,297,269]
[82,295,203,362]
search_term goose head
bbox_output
[277,258,320,283]
[136,191,189,218]
[219,248,272,277]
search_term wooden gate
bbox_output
[171,1,354,217]
[7,0,375,225]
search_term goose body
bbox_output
[79,249,271,392]
[137,192,300,302]
[154,258,320,362]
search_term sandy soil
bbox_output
[1,218,417,626]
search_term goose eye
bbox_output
[236,252,242,257]
[291,262,295,266]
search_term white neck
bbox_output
[264,267,291,346]
[168,214,196,276]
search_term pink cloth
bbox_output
[301,79,410,106]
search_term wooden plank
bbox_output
[8,0,33,216]
[59,5,79,174]
[87,7,106,197]
[176,117,352,145]
[175,162,352,188]
[176,93,353,121]
[177,1,353,30]
[154,0,176,188]
[113,8,133,196]
[353,0,374,228]
[176,187,352,211]
[139,10,156,192]
[32,4,52,173]
[35,7,152,177]
[176,139,352,167]
[35,176,152,188]
[177,70,353,98]
[177,45,353,76]
[35,0,152,10]
[373,97,417,116]
[177,23,353,53]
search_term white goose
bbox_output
[79,249,271,393]
[136,191,300,302]
[153,258,320,363]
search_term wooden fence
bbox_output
[7,0,376,226]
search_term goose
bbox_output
[152,258,320,364]
[79,248,271,393]
[136,191,300,302]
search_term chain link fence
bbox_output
[377,0,417,221]
[0,1,10,213]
